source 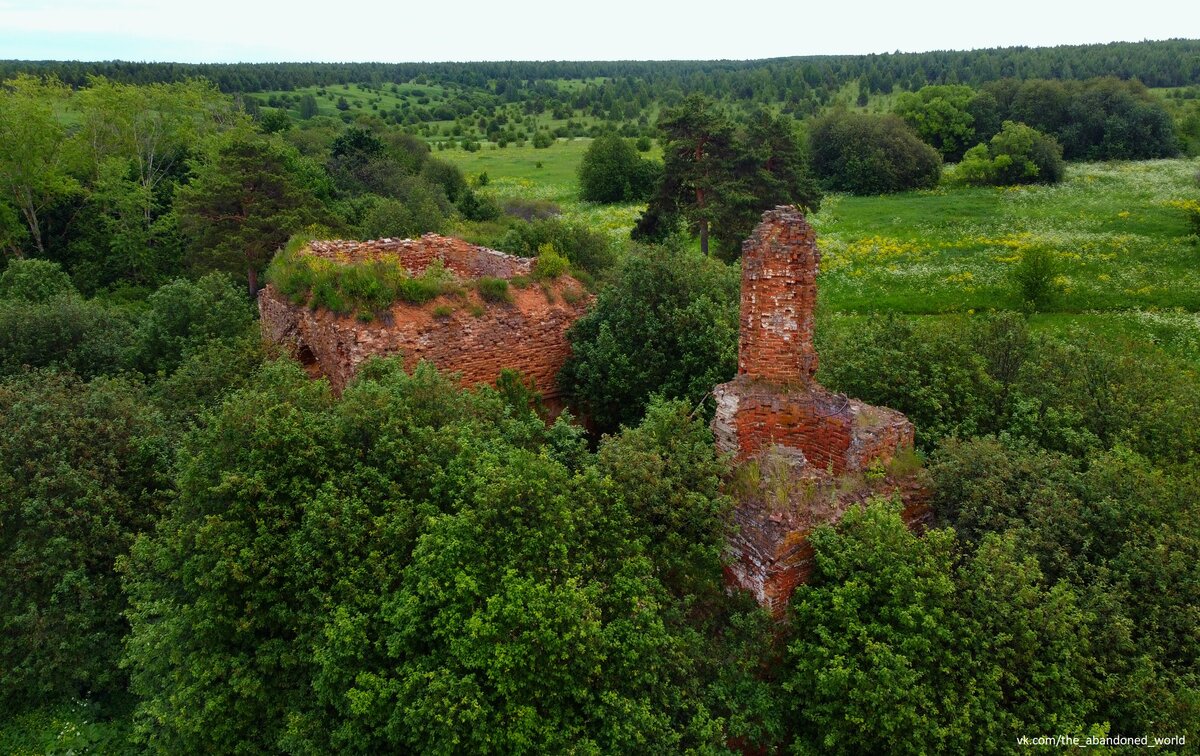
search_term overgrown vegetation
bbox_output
[955,121,1065,186]
[2,44,1200,752]
[809,110,943,194]
[560,241,739,432]
[265,245,461,315]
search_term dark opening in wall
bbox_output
[296,344,321,377]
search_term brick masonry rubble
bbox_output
[259,234,592,398]
[712,207,932,618]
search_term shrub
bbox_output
[1010,246,1060,311]
[456,187,501,221]
[358,179,451,239]
[578,133,660,203]
[955,121,1064,186]
[0,295,134,379]
[497,217,616,275]
[475,276,512,303]
[531,131,553,148]
[0,258,75,302]
[817,312,1001,449]
[419,158,467,202]
[129,274,256,374]
[810,111,942,194]
[150,333,266,426]
[533,243,570,280]
[501,197,561,221]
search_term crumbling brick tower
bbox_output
[713,207,930,617]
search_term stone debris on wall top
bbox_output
[303,233,534,280]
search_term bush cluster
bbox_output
[532,243,570,280]
[561,243,739,432]
[955,121,1065,186]
[498,217,616,276]
[810,111,942,194]
[578,133,661,203]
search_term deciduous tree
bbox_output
[0,75,79,256]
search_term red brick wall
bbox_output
[724,479,933,619]
[713,207,927,618]
[260,283,589,396]
[737,207,820,384]
[712,379,914,475]
[260,236,588,397]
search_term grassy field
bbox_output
[441,138,650,244]
[812,160,1200,314]
[434,141,1200,364]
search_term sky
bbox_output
[0,0,1193,63]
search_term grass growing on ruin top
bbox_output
[266,247,462,318]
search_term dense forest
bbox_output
[5,38,1200,95]
[2,38,1200,753]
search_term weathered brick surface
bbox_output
[737,206,820,383]
[712,377,913,475]
[713,207,929,617]
[259,235,590,397]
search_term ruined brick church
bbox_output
[259,211,929,616]
[712,207,930,616]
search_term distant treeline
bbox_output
[2,39,1199,103]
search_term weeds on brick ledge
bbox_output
[475,277,512,304]
[265,249,460,317]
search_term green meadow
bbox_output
[812,160,1200,313]
[435,140,1200,364]
[812,159,1200,364]
[442,138,650,243]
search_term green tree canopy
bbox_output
[635,95,736,255]
[175,129,325,294]
[809,110,942,194]
[894,84,979,161]
[636,99,821,258]
[0,75,79,256]
[120,359,740,753]
[784,501,1091,753]
[128,273,256,374]
[577,133,659,203]
[0,371,170,711]
[955,121,1065,186]
[0,258,75,302]
[560,243,738,432]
